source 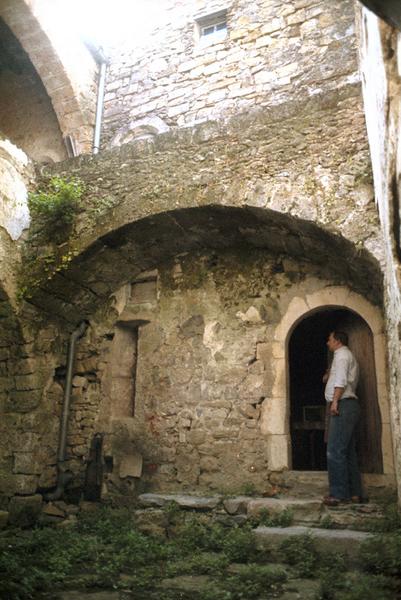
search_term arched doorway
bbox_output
[289,308,383,473]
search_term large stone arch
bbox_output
[0,0,97,154]
[24,205,383,324]
[263,285,394,479]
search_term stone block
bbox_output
[8,494,42,528]
[13,452,41,475]
[223,496,251,515]
[138,493,222,510]
[261,17,284,34]
[14,474,38,495]
[42,502,66,519]
[6,390,41,413]
[271,358,286,399]
[248,498,322,524]
[72,376,87,388]
[119,453,143,478]
[14,375,38,391]
[0,467,17,495]
[305,286,350,311]
[351,293,384,335]
[266,434,291,470]
[200,456,219,472]
[274,296,309,342]
[260,397,289,436]
[377,382,390,422]
[373,333,388,385]
[130,279,157,304]
[255,526,372,563]
[186,430,207,446]
[17,432,40,452]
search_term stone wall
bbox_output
[102,0,359,148]
[53,249,389,496]
[38,77,382,324]
[0,0,399,515]
[358,7,401,499]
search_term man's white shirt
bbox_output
[325,345,359,403]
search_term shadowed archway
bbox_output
[23,205,383,325]
[289,308,383,473]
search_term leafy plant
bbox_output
[318,573,397,600]
[359,531,401,576]
[279,533,319,577]
[28,176,84,229]
[368,502,401,533]
[320,515,334,529]
[252,507,293,528]
[239,482,257,496]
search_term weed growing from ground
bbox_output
[359,531,401,576]
[279,533,319,577]
[318,572,398,600]
[368,502,401,533]
[252,507,293,527]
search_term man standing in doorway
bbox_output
[323,331,363,506]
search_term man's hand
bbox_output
[330,400,339,416]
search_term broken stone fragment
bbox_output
[42,502,66,519]
[223,496,251,515]
[236,306,263,322]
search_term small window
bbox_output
[196,10,228,46]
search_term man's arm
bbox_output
[330,355,348,415]
[330,386,344,415]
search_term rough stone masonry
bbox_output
[0,0,397,518]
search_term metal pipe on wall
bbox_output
[46,321,88,501]
[93,48,108,154]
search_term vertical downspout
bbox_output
[93,48,107,155]
[46,321,87,501]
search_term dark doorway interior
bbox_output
[289,308,383,473]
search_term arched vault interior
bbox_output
[27,205,383,324]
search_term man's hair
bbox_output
[332,330,348,346]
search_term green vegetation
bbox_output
[252,507,293,528]
[1,505,401,600]
[279,533,321,577]
[17,176,84,301]
[28,176,84,233]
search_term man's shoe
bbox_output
[323,496,350,506]
[350,496,369,504]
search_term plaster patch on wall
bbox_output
[0,139,31,240]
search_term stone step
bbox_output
[277,471,396,501]
[137,493,384,530]
[138,492,222,510]
[254,525,372,563]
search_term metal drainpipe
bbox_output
[93,48,107,154]
[45,321,88,501]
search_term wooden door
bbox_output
[337,314,383,473]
